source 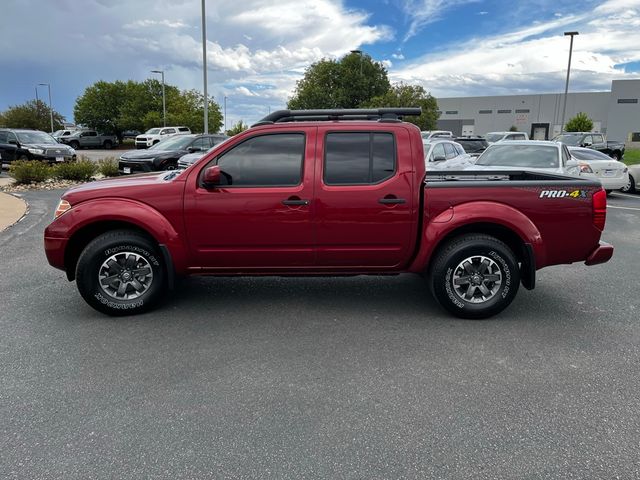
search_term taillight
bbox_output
[579,163,593,173]
[592,188,607,231]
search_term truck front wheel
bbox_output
[429,234,520,319]
[75,230,166,316]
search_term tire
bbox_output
[605,189,613,195]
[18,154,29,161]
[153,140,159,145]
[621,174,636,193]
[610,151,621,161]
[70,141,80,150]
[103,140,113,150]
[429,234,520,319]
[75,230,166,316]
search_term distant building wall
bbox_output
[435,79,639,141]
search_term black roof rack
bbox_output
[252,108,421,127]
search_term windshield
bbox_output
[486,133,505,143]
[146,128,161,134]
[52,130,65,136]
[570,149,612,161]
[149,135,194,150]
[476,144,559,168]
[16,131,58,145]
[553,134,581,146]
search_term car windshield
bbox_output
[476,144,559,168]
[53,130,65,136]
[16,131,58,145]
[570,149,612,161]
[149,135,194,150]
[486,133,505,142]
[553,134,581,146]
[145,128,161,134]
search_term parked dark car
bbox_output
[453,136,489,156]
[119,134,226,174]
[553,132,625,160]
[0,129,76,165]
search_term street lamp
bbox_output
[350,49,363,75]
[38,83,54,133]
[560,31,579,133]
[201,0,208,134]
[151,70,166,127]
[224,96,227,133]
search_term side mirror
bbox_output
[203,165,221,186]
[582,142,592,147]
[8,140,18,146]
[187,146,202,153]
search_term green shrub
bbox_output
[9,160,53,184]
[97,157,119,177]
[53,159,97,181]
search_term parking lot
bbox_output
[1,189,639,478]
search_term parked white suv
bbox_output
[135,126,191,149]
[485,131,529,144]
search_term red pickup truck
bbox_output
[44,108,613,319]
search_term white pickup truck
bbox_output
[135,126,191,149]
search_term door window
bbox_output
[583,135,593,145]
[191,137,209,151]
[430,143,446,162]
[213,133,305,187]
[324,132,395,185]
[443,143,457,159]
[592,134,604,143]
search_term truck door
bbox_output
[183,128,316,269]
[314,126,416,269]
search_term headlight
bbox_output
[27,148,45,155]
[54,199,72,219]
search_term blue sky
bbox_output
[1,0,639,129]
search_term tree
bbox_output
[509,125,519,132]
[0,100,65,132]
[74,80,223,139]
[363,83,439,130]
[226,120,249,136]
[288,52,391,109]
[565,112,594,132]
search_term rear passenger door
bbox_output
[314,126,416,269]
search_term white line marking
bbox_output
[608,205,640,211]
[610,192,640,200]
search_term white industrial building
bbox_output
[435,79,639,142]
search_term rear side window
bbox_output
[215,133,305,187]
[178,127,190,132]
[324,132,395,185]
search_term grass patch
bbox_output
[52,159,97,181]
[9,161,52,184]
[623,148,640,166]
[97,157,119,177]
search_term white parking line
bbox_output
[610,192,640,200]
[608,205,640,212]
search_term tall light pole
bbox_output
[201,0,208,134]
[38,83,54,133]
[560,31,579,133]
[151,70,166,127]
[224,96,227,132]
[350,49,363,75]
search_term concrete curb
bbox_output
[0,192,28,232]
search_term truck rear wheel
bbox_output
[103,140,113,149]
[75,230,166,316]
[429,234,520,319]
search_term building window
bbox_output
[445,111,458,115]
[617,98,638,104]
[479,110,492,114]
[497,109,511,114]
[515,109,530,113]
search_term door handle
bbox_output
[378,197,406,205]
[282,198,310,206]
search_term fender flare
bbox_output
[50,197,188,275]
[409,201,546,274]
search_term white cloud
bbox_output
[392,52,405,60]
[392,0,640,97]
[399,0,480,41]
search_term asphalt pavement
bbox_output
[1,190,639,479]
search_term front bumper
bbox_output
[33,153,76,163]
[44,236,68,271]
[119,159,156,174]
[584,241,614,266]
